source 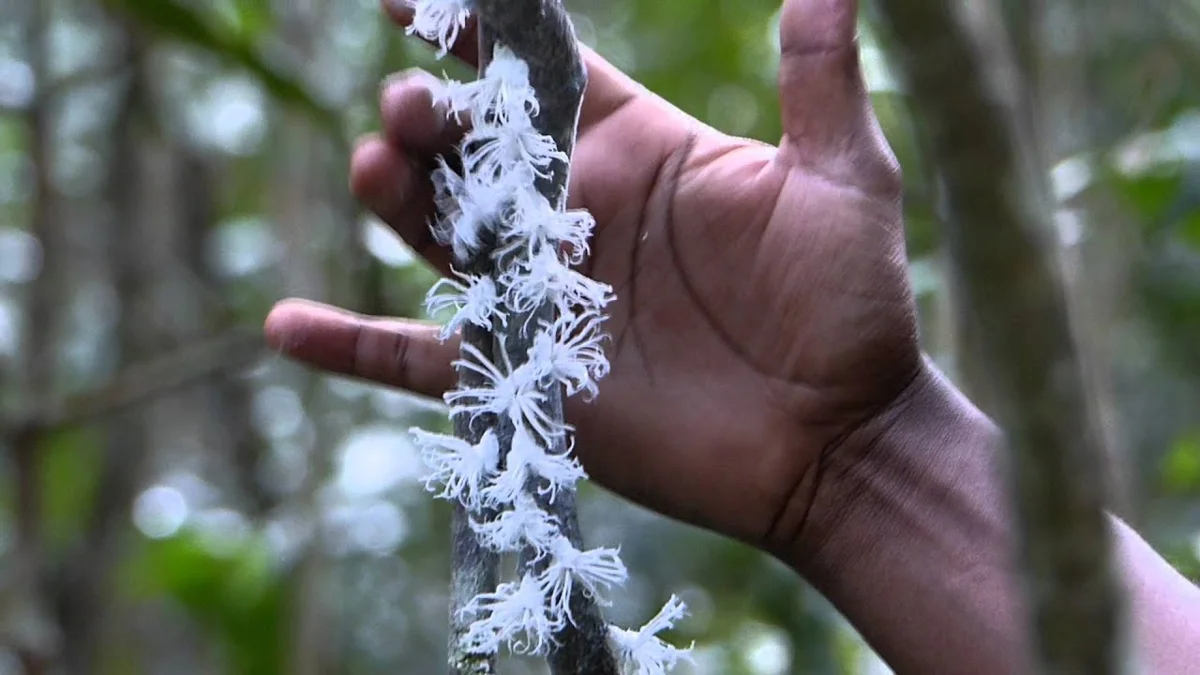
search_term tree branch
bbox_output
[446,46,503,675]
[448,325,500,675]
[5,0,60,669]
[467,5,619,674]
[871,1,1128,673]
[9,329,263,434]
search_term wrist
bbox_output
[782,357,1029,673]
[790,357,1006,567]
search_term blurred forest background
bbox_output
[1,0,1199,673]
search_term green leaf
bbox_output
[125,529,286,675]
[1161,540,1200,584]
[1179,209,1200,250]
[218,0,274,41]
[1161,431,1200,494]
[39,426,104,548]
[1112,168,1183,225]
[1137,254,1200,376]
[104,0,339,132]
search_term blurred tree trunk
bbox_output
[1037,0,1136,519]
[177,144,274,518]
[872,0,1129,672]
[3,0,63,670]
[54,27,149,675]
[271,0,384,668]
[272,118,325,675]
[273,108,339,675]
[949,3,1133,512]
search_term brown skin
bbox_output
[266,0,920,548]
[265,0,1200,672]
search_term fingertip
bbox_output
[265,298,459,398]
[382,0,413,26]
[380,70,455,152]
[349,134,451,274]
[349,136,416,220]
[779,0,858,54]
[263,299,344,354]
[776,0,878,177]
[263,299,298,352]
[263,300,376,383]
[349,135,388,196]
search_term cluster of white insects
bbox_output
[404,1,692,672]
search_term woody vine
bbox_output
[404,0,691,673]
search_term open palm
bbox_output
[266,0,922,552]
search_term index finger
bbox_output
[264,299,459,399]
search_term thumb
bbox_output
[264,299,459,400]
[776,0,896,191]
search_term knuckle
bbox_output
[350,319,413,390]
[857,133,904,202]
[874,150,904,201]
[385,330,416,388]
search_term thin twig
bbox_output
[448,324,500,675]
[446,32,503,674]
[9,329,263,433]
[872,1,1128,673]
[468,2,619,673]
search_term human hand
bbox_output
[264,0,921,555]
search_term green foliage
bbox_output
[102,0,339,132]
[39,427,105,549]
[387,258,444,319]
[1160,431,1200,494]
[1161,541,1200,584]
[213,0,274,40]
[1114,168,1185,232]
[1124,157,1200,377]
[615,0,782,142]
[1180,209,1200,250]
[123,528,287,675]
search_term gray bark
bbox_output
[445,3,620,673]
[872,0,1129,672]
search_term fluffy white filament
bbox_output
[407,2,690,672]
[609,595,695,675]
[425,272,507,340]
[411,427,500,510]
[405,0,472,57]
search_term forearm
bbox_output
[788,360,1200,674]
[1112,516,1200,672]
